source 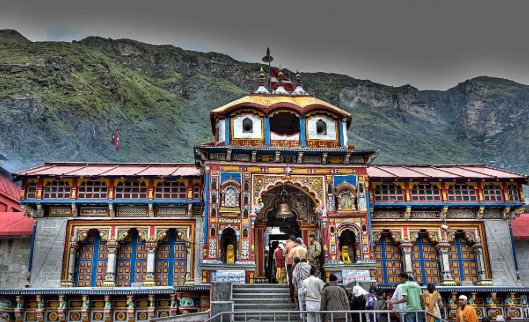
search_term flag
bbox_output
[270,68,295,92]
[111,128,120,151]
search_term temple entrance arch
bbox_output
[254,182,321,281]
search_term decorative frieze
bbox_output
[156,206,187,216]
[372,211,403,219]
[483,208,502,219]
[117,206,148,217]
[447,209,475,219]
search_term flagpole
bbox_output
[262,47,273,91]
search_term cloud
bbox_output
[46,25,85,41]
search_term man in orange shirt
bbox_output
[456,295,478,322]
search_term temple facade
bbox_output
[1,67,528,321]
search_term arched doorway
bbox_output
[255,184,318,281]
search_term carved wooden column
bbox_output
[103,240,120,287]
[399,242,413,274]
[103,295,112,322]
[148,295,156,320]
[62,240,79,287]
[15,296,24,322]
[81,295,90,322]
[143,240,158,287]
[126,295,135,322]
[474,242,492,285]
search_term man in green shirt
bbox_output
[389,273,424,322]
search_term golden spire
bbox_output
[259,66,265,87]
[278,65,284,85]
[296,69,302,87]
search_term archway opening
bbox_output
[339,229,357,264]
[220,228,237,264]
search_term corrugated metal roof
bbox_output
[0,173,20,202]
[13,162,201,178]
[0,212,33,236]
[512,213,529,240]
[367,164,527,180]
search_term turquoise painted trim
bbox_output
[203,172,210,241]
[510,226,519,273]
[20,200,201,205]
[372,202,524,208]
[366,186,374,252]
[28,220,37,276]
[265,116,270,145]
[338,119,344,148]
[225,116,230,146]
[300,115,306,147]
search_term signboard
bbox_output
[214,270,245,284]
[342,269,371,284]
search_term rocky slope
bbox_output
[1,29,528,176]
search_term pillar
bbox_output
[437,242,456,285]
[103,240,120,287]
[143,241,158,287]
[474,244,492,285]
[400,243,413,274]
[62,242,79,287]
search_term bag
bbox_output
[366,293,376,310]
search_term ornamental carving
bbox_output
[410,211,439,219]
[483,208,501,219]
[372,211,403,219]
[447,209,475,218]
[253,174,324,206]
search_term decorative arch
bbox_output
[253,175,324,210]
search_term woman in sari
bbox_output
[423,283,443,322]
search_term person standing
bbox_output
[390,275,407,322]
[423,283,442,322]
[308,234,322,269]
[288,237,306,302]
[388,273,424,322]
[285,235,298,301]
[293,257,311,318]
[302,267,325,322]
[274,243,286,284]
[320,274,350,322]
[455,295,478,322]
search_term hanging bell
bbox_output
[276,202,294,219]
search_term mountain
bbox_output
[1,29,529,177]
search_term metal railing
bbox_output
[205,309,448,322]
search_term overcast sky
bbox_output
[2,0,529,90]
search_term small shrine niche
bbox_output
[220,228,237,264]
[339,229,357,264]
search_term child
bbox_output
[374,289,389,322]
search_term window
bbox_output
[411,183,441,201]
[155,181,186,199]
[193,183,201,199]
[115,181,147,199]
[243,229,249,238]
[411,235,440,284]
[78,181,108,199]
[155,229,188,286]
[43,180,71,199]
[316,119,327,135]
[507,184,520,202]
[447,184,477,202]
[373,183,405,202]
[449,234,478,284]
[374,234,402,284]
[242,118,253,133]
[211,207,217,217]
[243,209,249,218]
[223,186,239,207]
[211,177,218,189]
[482,183,503,202]
[26,184,37,199]
[338,190,356,210]
[76,230,108,287]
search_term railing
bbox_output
[205,309,448,322]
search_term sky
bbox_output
[2,1,529,90]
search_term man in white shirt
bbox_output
[390,273,407,322]
[302,267,325,322]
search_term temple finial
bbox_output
[292,69,308,95]
[254,66,270,94]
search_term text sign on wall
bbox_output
[342,269,371,284]
[214,270,245,284]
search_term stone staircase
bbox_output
[232,283,299,321]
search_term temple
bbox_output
[0,66,528,321]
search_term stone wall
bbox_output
[514,239,529,286]
[484,220,519,285]
[29,217,68,288]
[0,236,31,288]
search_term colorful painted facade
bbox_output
[1,67,528,321]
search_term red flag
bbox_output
[270,68,295,92]
[111,128,120,151]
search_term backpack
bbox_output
[366,293,376,310]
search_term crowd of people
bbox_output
[268,234,485,322]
